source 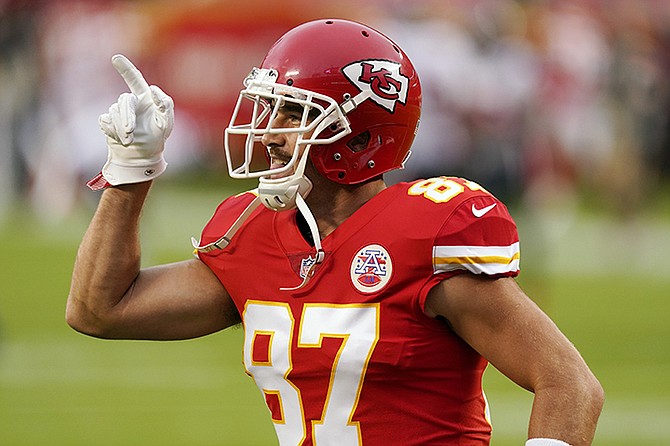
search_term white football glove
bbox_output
[88,54,174,190]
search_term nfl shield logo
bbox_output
[299,255,317,279]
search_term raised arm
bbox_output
[425,274,604,446]
[66,55,239,340]
[66,183,239,340]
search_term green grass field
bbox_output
[1,180,669,445]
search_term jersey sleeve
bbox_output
[431,194,520,278]
[410,180,521,315]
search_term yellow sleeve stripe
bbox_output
[434,253,520,265]
[433,242,520,275]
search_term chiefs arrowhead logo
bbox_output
[342,60,409,112]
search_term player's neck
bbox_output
[305,177,386,239]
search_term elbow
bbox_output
[65,296,95,336]
[65,299,87,333]
[558,364,605,417]
[583,370,605,414]
[534,361,605,417]
[65,293,113,339]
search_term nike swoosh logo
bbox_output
[472,202,497,218]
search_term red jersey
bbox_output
[197,177,520,446]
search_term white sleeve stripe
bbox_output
[434,243,520,258]
[433,242,520,275]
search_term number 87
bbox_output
[243,302,380,446]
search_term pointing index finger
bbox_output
[111,54,150,97]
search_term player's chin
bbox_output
[268,165,294,180]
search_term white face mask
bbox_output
[223,67,383,212]
[224,69,346,208]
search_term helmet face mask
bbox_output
[225,68,353,181]
[223,19,422,211]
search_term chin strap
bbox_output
[191,190,325,291]
[279,193,325,291]
[191,196,262,254]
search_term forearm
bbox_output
[66,182,152,335]
[527,369,604,445]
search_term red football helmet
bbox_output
[225,19,422,209]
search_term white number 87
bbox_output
[243,302,380,446]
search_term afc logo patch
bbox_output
[350,244,393,293]
[342,60,409,112]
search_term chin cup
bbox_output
[258,175,313,211]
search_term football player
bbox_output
[67,19,603,446]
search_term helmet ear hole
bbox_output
[346,131,371,153]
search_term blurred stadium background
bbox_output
[1,0,669,444]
